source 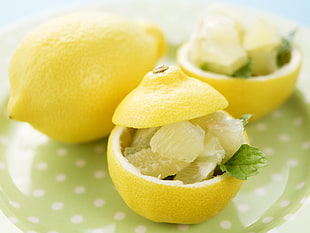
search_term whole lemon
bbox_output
[7,13,165,143]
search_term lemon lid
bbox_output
[112,65,228,128]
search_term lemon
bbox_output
[108,65,245,224]
[7,13,165,143]
[177,44,302,121]
[177,8,302,121]
[108,126,243,224]
[112,65,228,128]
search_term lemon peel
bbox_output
[108,126,243,224]
[177,44,302,120]
[112,65,228,128]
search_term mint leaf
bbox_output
[219,144,268,180]
[240,114,253,126]
[200,63,208,71]
[277,29,297,67]
[232,58,252,79]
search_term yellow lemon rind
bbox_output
[107,126,243,224]
[177,42,302,121]
[112,66,229,129]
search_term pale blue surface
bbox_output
[0,0,310,29]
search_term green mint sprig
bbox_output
[240,114,253,126]
[220,144,268,180]
[277,29,297,67]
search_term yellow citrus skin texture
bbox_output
[7,13,165,143]
[108,126,243,224]
[177,43,302,121]
[113,65,228,128]
[108,66,244,224]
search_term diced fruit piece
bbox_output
[131,127,159,148]
[200,136,225,161]
[207,118,245,162]
[150,121,205,163]
[125,148,189,178]
[175,135,225,184]
[188,12,248,75]
[175,156,219,184]
[195,43,248,75]
[193,13,241,44]
[243,18,281,75]
[190,111,227,131]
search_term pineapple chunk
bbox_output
[189,13,248,75]
[243,18,281,75]
[126,148,189,178]
[150,121,205,163]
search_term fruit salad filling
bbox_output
[123,111,267,184]
[188,7,296,77]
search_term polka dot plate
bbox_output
[1,0,310,232]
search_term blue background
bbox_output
[0,0,310,30]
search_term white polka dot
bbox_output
[294,116,304,126]
[114,211,126,220]
[55,174,66,182]
[178,224,190,231]
[92,230,105,233]
[28,216,40,223]
[0,136,9,145]
[272,173,283,181]
[267,230,279,233]
[296,182,305,190]
[301,196,310,205]
[262,216,273,223]
[0,161,6,170]
[74,186,86,194]
[57,148,67,156]
[9,201,20,208]
[33,189,45,197]
[36,162,48,171]
[94,170,105,179]
[272,110,282,118]
[93,198,105,207]
[71,215,83,224]
[135,225,147,233]
[255,188,266,196]
[51,202,64,210]
[220,220,232,229]
[94,145,105,153]
[26,231,38,233]
[287,159,299,168]
[75,159,86,168]
[263,147,274,156]
[278,134,290,142]
[279,200,290,208]
[238,203,250,212]
[256,123,268,131]
[8,217,18,224]
[284,214,296,221]
[305,94,310,104]
[302,141,310,150]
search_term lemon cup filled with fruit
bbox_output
[177,7,302,121]
[108,65,268,224]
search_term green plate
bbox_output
[1,1,310,232]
